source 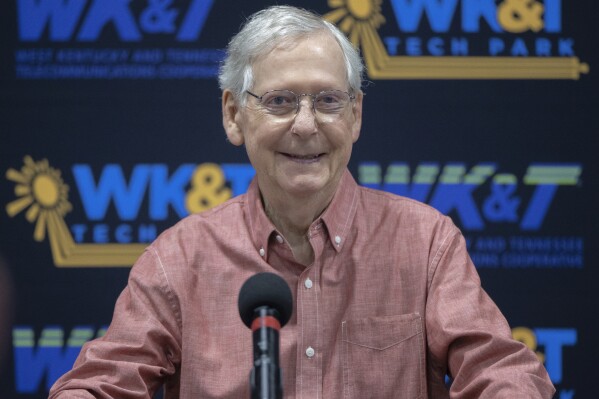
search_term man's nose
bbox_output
[291,98,317,136]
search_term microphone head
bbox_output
[238,272,293,328]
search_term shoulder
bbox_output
[145,194,249,262]
[164,194,246,236]
[356,185,457,234]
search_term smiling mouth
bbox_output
[280,152,324,163]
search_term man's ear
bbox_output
[222,89,244,146]
[351,90,363,143]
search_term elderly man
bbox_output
[50,5,554,399]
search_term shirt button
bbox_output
[304,278,313,289]
[334,235,341,245]
[305,346,315,358]
[259,247,265,257]
[275,235,284,244]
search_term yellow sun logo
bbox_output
[6,156,72,242]
[5,156,145,267]
[324,0,385,46]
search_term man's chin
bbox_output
[279,175,329,197]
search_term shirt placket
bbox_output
[295,225,324,399]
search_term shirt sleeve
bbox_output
[425,219,555,399]
[48,247,182,399]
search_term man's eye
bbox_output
[318,95,340,104]
[263,94,294,108]
[270,96,291,105]
[315,93,343,109]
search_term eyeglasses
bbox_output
[246,89,355,121]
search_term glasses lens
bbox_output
[259,90,297,115]
[314,91,350,114]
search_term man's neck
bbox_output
[261,188,335,266]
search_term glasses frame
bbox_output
[245,89,356,118]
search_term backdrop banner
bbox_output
[1,1,597,398]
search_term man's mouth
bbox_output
[280,152,324,163]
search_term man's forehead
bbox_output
[251,33,347,86]
[254,31,342,64]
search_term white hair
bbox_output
[218,5,364,103]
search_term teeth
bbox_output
[291,154,318,159]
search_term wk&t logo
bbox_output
[11,324,576,394]
[359,162,581,230]
[14,0,220,79]
[324,0,589,79]
[359,162,584,269]
[17,0,214,42]
[4,157,582,268]
[5,156,254,267]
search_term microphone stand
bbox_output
[250,306,283,399]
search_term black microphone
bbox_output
[238,272,293,399]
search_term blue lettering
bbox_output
[390,0,458,33]
[18,0,86,41]
[15,345,81,392]
[149,164,195,219]
[465,236,473,249]
[14,326,93,392]
[138,224,157,242]
[406,37,422,55]
[384,37,401,55]
[428,164,495,230]
[462,0,501,32]
[544,0,562,33]
[73,164,151,221]
[475,237,506,252]
[428,37,444,55]
[520,185,557,230]
[71,224,87,242]
[489,37,505,55]
[386,163,437,202]
[559,390,575,399]
[177,0,214,41]
[536,38,551,56]
[221,164,255,196]
[115,223,132,243]
[450,37,468,55]
[430,183,484,229]
[535,328,576,384]
[93,224,109,243]
[511,38,529,56]
[358,162,439,203]
[482,178,520,223]
[77,0,141,41]
[558,39,574,56]
[18,0,214,43]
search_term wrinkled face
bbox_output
[223,32,363,204]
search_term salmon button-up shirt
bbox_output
[50,170,555,398]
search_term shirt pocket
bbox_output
[342,313,425,399]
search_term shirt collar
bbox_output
[245,169,359,256]
[320,169,359,252]
[246,178,277,259]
